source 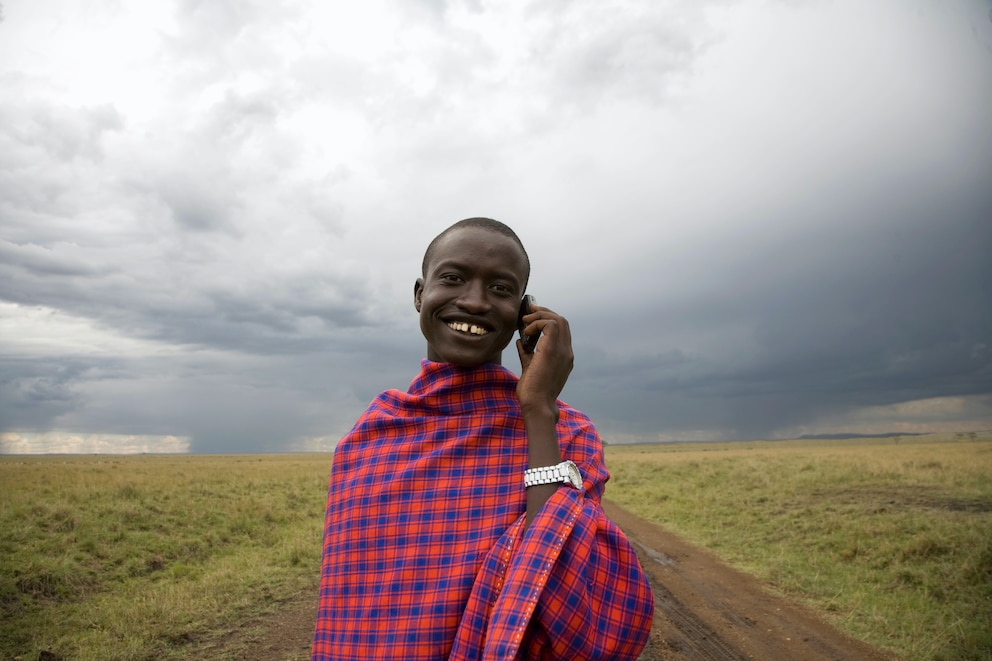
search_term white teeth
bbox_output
[448,321,488,336]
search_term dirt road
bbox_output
[214,501,896,660]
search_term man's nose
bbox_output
[456,281,491,312]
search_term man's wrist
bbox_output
[520,401,559,425]
[519,395,556,453]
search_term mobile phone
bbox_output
[518,294,538,353]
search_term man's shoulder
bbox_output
[557,401,595,426]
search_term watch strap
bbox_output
[523,460,581,489]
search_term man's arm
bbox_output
[515,303,574,527]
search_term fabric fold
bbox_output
[312,360,653,661]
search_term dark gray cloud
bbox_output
[0,357,89,429]
[565,172,992,440]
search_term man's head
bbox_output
[415,218,531,366]
[421,218,530,285]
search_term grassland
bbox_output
[606,434,992,661]
[2,436,990,660]
[0,453,331,660]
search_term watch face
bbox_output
[567,462,582,488]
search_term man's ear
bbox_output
[414,278,424,312]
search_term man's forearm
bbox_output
[523,404,562,528]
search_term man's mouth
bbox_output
[447,321,489,336]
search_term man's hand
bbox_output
[515,303,574,420]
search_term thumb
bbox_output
[516,338,533,371]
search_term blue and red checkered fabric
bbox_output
[311,360,653,660]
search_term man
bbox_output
[312,218,653,660]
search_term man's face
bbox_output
[414,226,529,367]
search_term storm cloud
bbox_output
[1,0,990,453]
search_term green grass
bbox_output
[606,435,992,661]
[0,454,331,660]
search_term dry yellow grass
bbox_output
[606,434,992,661]
[3,436,989,660]
[0,453,331,660]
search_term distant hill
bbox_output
[796,432,927,440]
[607,431,989,446]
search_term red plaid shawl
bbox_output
[312,360,653,660]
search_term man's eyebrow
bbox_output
[431,259,523,285]
[431,258,467,270]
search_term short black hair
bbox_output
[421,217,531,287]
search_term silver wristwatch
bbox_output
[523,460,582,489]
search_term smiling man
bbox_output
[311,218,653,661]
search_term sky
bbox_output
[1,0,991,454]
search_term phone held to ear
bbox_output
[518,294,538,353]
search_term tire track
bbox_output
[633,539,751,661]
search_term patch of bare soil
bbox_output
[210,501,897,660]
[199,595,316,660]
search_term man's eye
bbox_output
[440,274,462,283]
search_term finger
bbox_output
[516,338,534,369]
[520,303,553,324]
[553,315,571,347]
[521,308,566,337]
[524,316,568,347]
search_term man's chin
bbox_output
[429,341,504,367]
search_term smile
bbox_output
[447,321,489,336]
